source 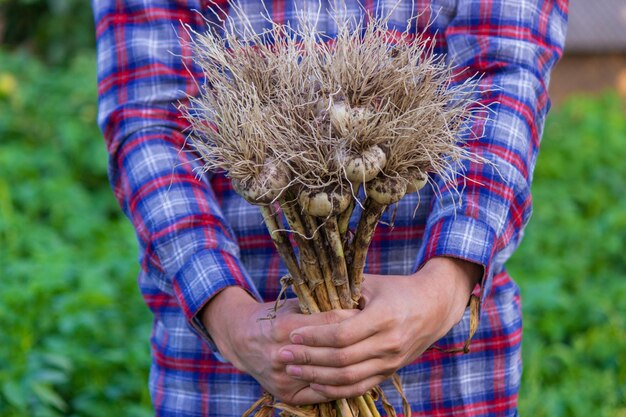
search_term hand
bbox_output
[201,287,358,404]
[276,257,482,399]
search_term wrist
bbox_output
[201,286,258,362]
[417,257,482,330]
[420,256,481,294]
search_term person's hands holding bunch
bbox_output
[202,288,358,404]
[276,257,482,400]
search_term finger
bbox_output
[309,375,388,400]
[287,386,332,405]
[258,377,331,405]
[279,328,408,368]
[271,308,358,342]
[283,308,357,330]
[289,308,379,348]
[285,358,391,386]
[277,342,374,367]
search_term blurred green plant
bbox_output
[0,0,95,65]
[509,94,626,417]
[0,43,625,417]
[0,50,152,416]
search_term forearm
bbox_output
[200,286,259,364]
[417,0,568,299]
[412,257,482,338]
[103,127,262,355]
[94,0,261,345]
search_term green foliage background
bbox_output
[0,1,624,416]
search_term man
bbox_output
[93,1,567,415]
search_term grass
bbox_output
[509,93,626,417]
[0,50,152,417]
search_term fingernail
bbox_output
[286,365,302,377]
[291,334,303,344]
[278,350,294,362]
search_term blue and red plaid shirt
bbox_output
[93,1,567,415]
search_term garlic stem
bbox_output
[259,205,320,313]
[336,399,353,417]
[365,393,381,417]
[280,199,333,312]
[355,396,374,417]
[323,217,353,309]
[301,214,342,310]
[348,198,386,304]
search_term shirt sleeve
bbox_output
[415,0,568,302]
[93,0,261,349]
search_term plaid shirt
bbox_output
[93,1,567,415]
